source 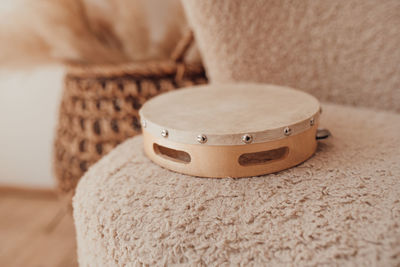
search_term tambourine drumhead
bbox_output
[140,83,321,178]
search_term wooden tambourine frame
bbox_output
[140,84,322,178]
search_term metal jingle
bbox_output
[316,128,331,140]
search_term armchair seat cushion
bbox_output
[73,103,400,266]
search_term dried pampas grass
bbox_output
[0,0,189,66]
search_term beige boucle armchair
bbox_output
[73,1,400,266]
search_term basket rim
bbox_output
[66,60,204,79]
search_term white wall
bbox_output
[0,66,64,189]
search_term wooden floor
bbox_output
[0,188,78,267]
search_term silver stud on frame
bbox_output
[310,117,315,126]
[197,134,207,144]
[242,134,253,144]
[141,120,147,128]
[161,129,168,137]
[284,127,292,136]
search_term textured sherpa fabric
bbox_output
[181,0,400,113]
[73,103,400,266]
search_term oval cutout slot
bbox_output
[238,147,288,166]
[153,143,191,164]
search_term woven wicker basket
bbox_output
[54,32,207,194]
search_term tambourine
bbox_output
[140,83,328,178]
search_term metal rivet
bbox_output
[310,117,315,126]
[197,134,207,144]
[242,134,253,144]
[141,120,147,128]
[284,127,292,136]
[161,129,168,137]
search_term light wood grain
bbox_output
[143,125,317,178]
[0,189,77,267]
